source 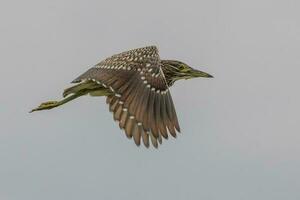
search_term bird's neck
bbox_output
[161,60,178,87]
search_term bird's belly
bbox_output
[89,88,112,96]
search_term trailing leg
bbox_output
[30,90,87,113]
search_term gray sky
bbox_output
[1,0,300,199]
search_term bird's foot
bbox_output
[30,101,60,113]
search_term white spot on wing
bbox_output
[109,86,115,92]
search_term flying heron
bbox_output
[31,46,213,148]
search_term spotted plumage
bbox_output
[31,46,213,148]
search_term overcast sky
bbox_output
[1,0,300,199]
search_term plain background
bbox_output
[1,0,300,199]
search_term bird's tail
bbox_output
[30,81,107,113]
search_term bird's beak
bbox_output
[190,68,214,78]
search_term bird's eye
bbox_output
[179,64,187,71]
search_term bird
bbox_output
[30,46,213,148]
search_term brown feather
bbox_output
[132,125,141,146]
[106,95,113,104]
[125,117,134,138]
[136,87,150,126]
[158,133,162,144]
[167,92,180,132]
[114,104,123,121]
[150,133,158,148]
[163,93,177,137]
[109,98,119,112]
[154,92,168,139]
[144,90,155,135]
[119,110,128,129]
[141,128,149,148]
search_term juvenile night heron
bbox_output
[31,46,213,148]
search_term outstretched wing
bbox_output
[72,46,180,148]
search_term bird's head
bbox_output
[161,60,213,86]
